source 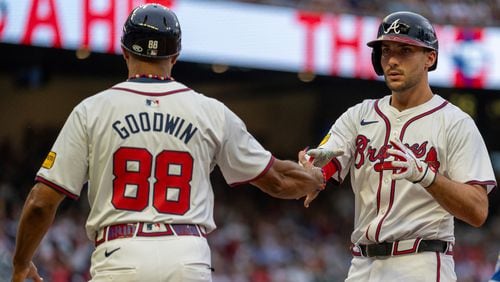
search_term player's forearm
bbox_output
[13,186,63,267]
[426,173,488,227]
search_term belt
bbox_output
[95,223,206,247]
[351,239,454,258]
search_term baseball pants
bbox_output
[90,235,212,282]
[345,252,456,282]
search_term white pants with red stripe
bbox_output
[346,252,456,282]
[90,236,212,282]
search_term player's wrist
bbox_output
[413,162,437,188]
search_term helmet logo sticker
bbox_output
[132,44,143,52]
[148,40,158,49]
[147,40,159,56]
[384,19,402,34]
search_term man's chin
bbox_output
[386,81,405,92]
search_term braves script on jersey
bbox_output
[319,94,496,245]
[36,79,273,240]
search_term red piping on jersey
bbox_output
[435,252,441,282]
[374,181,396,242]
[229,156,275,187]
[371,99,392,242]
[110,87,191,96]
[365,225,371,241]
[373,99,449,243]
[466,180,497,189]
[35,176,79,200]
[399,101,448,138]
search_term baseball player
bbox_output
[306,11,497,281]
[11,4,326,282]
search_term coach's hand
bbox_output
[384,137,437,188]
[12,261,43,282]
[298,150,326,207]
[306,148,344,167]
[303,189,321,208]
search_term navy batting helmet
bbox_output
[121,4,181,59]
[367,11,438,75]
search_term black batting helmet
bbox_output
[121,3,181,59]
[367,11,438,75]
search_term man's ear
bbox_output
[122,47,130,61]
[170,54,179,65]
[426,50,437,68]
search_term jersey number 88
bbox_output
[112,147,193,215]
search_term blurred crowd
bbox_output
[0,126,499,282]
[225,0,500,27]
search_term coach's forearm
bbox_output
[269,162,323,198]
[13,184,64,268]
[426,173,488,227]
[252,159,323,199]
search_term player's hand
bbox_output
[306,147,344,167]
[383,137,437,188]
[11,261,43,282]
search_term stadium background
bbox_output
[0,0,499,281]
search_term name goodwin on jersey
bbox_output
[112,111,198,144]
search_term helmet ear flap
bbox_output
[371,47,383,76]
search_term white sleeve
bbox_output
[446,117,497,193]
[36,104,89,198]
[319,106,358,182]
[216,107,272,186]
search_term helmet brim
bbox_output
[367,34,436,50]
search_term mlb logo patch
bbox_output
[146,99,160,107]
[146,223,163,231]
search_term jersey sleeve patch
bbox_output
[42,151,57,169]
[319,133,331,146]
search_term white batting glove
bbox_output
[306,147,344,167]
[385,137,437,188]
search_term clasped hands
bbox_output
[297,137,436,207]
[298,147,344,207]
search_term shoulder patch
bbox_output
[319,133,331,146]
[42,151,57,169]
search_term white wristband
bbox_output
[414,164,437,188]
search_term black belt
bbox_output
[355,240,452,257]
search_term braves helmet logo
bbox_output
[384,19,403,34]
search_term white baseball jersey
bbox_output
[319,94,496,245]
[36,79,273,240]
